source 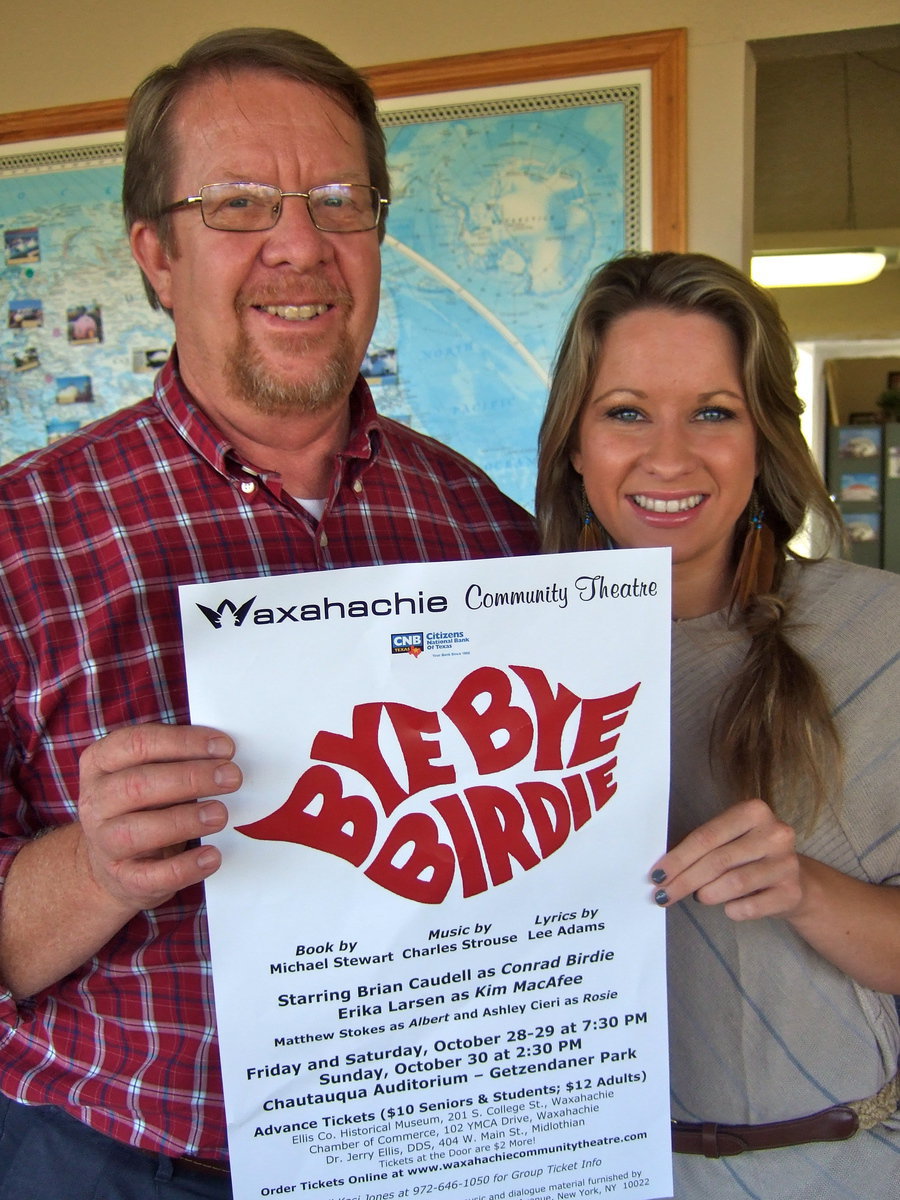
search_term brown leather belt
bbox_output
[672,1105,858,1157]
[673,1069,900,1157]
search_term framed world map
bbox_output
[0,31,685,506]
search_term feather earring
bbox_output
[729,496,777,612]
[579,482,606,551]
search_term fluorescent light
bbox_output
[751,251,886,287]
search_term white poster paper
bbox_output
[180,549,673,1200]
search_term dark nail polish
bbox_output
[651,868,667,884]
[654,889,669,906]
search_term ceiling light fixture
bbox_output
[750,250,887,288]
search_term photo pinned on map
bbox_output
[361,346,399,386]
[7,299,43,331]
[55,374,94,405]
[12,345,40,372]
[46,415,83,444]
[4,226,40,266]
[67,304,103,344]
[132,346,170,373]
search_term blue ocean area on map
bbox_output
[1,97,630,508]
[371,101,628,508]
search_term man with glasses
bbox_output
[0,28,536,1198]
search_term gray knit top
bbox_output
[668,557,900,1198]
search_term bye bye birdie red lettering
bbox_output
[237,665,640,904]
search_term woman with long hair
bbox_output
[536,251,899,1197]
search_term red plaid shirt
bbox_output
[0,353,537,1159]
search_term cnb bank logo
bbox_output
[196,597,256,629]
[391,632,424,658]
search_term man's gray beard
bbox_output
[225,326,357,416]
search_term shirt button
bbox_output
[319,531,328,548]
[352,479,363,493]
[240,479,257,496]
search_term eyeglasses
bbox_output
[162,182,388,233]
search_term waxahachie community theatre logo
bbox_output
[196,596,256,629]
[195,585,449,631]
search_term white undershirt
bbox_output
[295,497,326,521]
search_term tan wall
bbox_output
[3,1,898,339]
[774,274,900,342]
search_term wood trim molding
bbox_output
[0,98,129,144]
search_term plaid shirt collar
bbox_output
[153,348,381,493]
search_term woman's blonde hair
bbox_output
[536,251,844,828]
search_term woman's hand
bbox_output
[649,797,802,921]
[649,797,900,992]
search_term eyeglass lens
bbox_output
[199,183,379,232]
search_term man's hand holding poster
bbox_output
[180,549,674,1200]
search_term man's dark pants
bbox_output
[0,1096,232,1199]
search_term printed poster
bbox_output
[180,548,673,1200]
